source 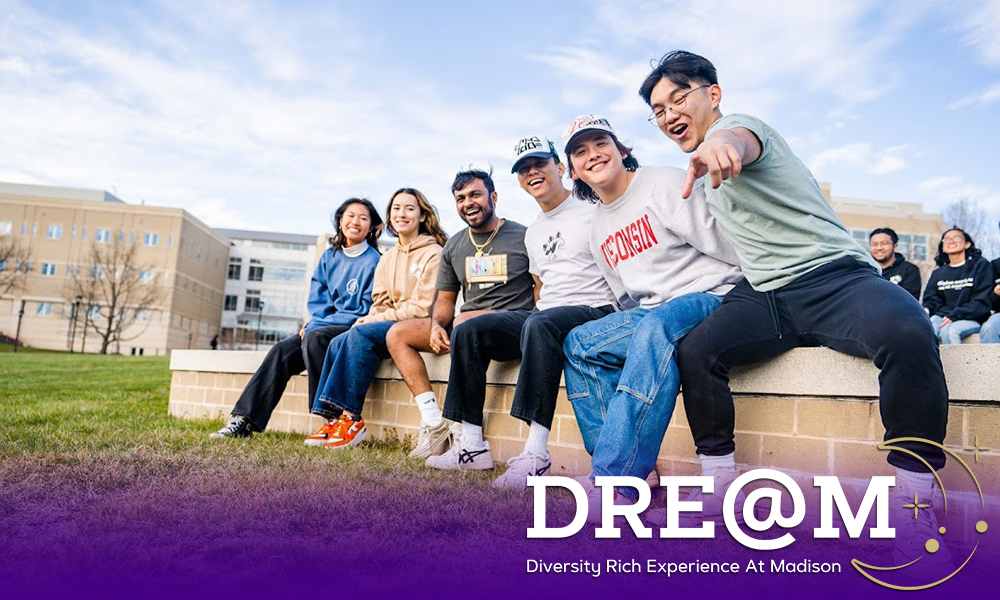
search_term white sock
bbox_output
[414,392,442,426]
[524,422,550,455]
[461,421,484,448]
[896,467,934,497]
[699,453,736,475]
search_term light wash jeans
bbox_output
[562,292,723,500]
[980,313,1000,344]
[929,315,981,345]
[312,320,395,417]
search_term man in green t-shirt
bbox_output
[639,51,950,576]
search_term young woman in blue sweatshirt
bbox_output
[922,227,993,345]
[211,198,383,438]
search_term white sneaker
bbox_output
[408,419,451,459]
[891,484,954,581]
[493,450,552,489]
[585,485,634,525]
[647,468,746,527]
[426,439,493,471]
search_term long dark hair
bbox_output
[934,227,983,267]
[384,188,449,247]
[329,198,383,252]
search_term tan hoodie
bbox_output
[366,233,443,322]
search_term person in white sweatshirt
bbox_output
[559,115,741,520]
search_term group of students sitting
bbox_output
[869,226,1000,345]
[210,50,966,575]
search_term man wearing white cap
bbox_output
[488,136,618,488]
[560,115,741,520]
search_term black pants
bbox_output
[677,257,949,473]
[232,324,350,430]
[443,305,613,428]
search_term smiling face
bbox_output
[339,203,373,247]
[941,229,971,257]
[869,233,896,263]
[568,132,627,197]
[389,192,423,238]
[454,178,497,229]
[648,76,721,153]
[515,156,565,201]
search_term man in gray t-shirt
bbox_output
[640,50,950,572]
[386,168,535,465]
[436,218,534,312]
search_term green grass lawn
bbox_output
[1,352,987,597]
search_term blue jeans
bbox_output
[930,315,980,345]
[562,292,723,500]
[312,320,395,417]
[980,313,1000,344]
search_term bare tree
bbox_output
[0,235,32,296]
[942,197,1000,258]
[65,237,164,354]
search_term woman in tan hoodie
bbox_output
[305,188,448,449]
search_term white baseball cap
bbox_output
[563,114,617,155]
[511,136,559,173]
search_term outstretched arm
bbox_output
[682,127,763,199]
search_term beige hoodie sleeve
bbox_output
[366,246,441,322]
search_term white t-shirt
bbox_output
[590,167,742,309]
[525,197,617,311]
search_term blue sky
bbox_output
[2,0,999,240]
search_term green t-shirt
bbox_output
[703,114,878,291]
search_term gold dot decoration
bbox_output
[938,527,946,534]
[925,539,940,553]
[976,521,988,534]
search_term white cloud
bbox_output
[956,0,1000,66]
[948,80,1000,109]
[915,175,1000,213]
[809,143,913,176]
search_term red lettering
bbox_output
[641,215,658,246]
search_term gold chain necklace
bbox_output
[468,220,503,257]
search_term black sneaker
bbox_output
[210,415,255,439]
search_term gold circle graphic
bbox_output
[925,539,940,553]
[976,521,988,534]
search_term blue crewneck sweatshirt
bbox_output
[305,244,380,331]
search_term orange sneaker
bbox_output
[324,414,367,450]
[305,419,337,446]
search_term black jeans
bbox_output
[231,324,351,430]
[677,257,949,473]
[443,305,613,428]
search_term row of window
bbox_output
[226,257,309,282]
[0,220,170,247]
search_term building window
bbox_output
[224,295,238,311]
[182,277,189,290]
[144,232,158,246]
[21,221,26,235]
[31,222,37,237]
[81,227,87,241]
[87,306,101,320]
[227,257,242,280]
[0,220,12,236]
[136,309,150,323]
[36,302,52,316]
[168,234,173,248]
[91,266,106,280]
[47,224,62,239]
[71,225,76,240]
[192,281,198,294]
[248,259,264,282]
[129,230,135,245]
[41,262,58,276]
[139,270,155,284]
[245,290,262,312]
[95,228,111,243]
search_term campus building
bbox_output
[216,229,320,349]
[0,182,228,354]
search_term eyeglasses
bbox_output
[942,236,966,243]
[648,85,710,124]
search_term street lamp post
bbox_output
[255,301,266,350]
[13,299,26,353]
[69,295,82,353]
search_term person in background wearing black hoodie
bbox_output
[979,220,1000,344]
[922,227,993,344]
[870,227,921,300]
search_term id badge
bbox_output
[466,254,508,288]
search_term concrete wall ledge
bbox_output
[171,345,1000,403]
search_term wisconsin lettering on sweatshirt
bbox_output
[599,214,659,268]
